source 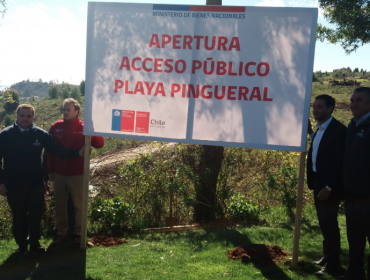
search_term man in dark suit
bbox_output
[340,87,370,280]
[307,94,347,276]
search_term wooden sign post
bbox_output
[292,152,307,266]
[80,135,91,249]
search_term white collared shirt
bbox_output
[353,111,370,127]
[311,116,333,172]
[16,122,28,132]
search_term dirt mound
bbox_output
[227,244,288,267]
[336,102,350,111]
[89,235,127,247]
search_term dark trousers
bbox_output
[314,194,341,267]
[345,194,370,276]
[7,188,44,247]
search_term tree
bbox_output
[312,72,319,82]
[190,0,225,223]
[48,84,59,99]
[333,67,352,80]
[79,80,85,96]
[60,87,70,99]
[4,115,13,126]
[313,70,324,81]
[0,0,6,19]
[3,89,19,114]
[354,67,359,72]
[317,0,370,54]
[70,87,80,100]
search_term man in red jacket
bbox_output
[48,98,104,245]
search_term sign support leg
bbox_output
[80,135,91,249]
[292,152,306,266]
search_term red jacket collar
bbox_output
[62,117,80,126]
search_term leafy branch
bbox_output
[317,0,370,54]
[0,0,6,19]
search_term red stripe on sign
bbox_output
[190,6,245,13]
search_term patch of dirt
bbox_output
[89,235,127,247]
[227,244,288,267]
[90,142,175,169]
[89,143,176,187]
[336,102,350,111]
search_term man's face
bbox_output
[63,102,79,121]
[16,108,34,129]
[350,91,370,120]
[312,99,332,123]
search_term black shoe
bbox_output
[16,245,28,253]
[312,256,328,266]
[30,242,45,252]
[314,265,341,276]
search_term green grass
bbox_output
[0,204,360,280]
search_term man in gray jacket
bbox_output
[341,87,370,280]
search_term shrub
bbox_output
[0,199,12,239]
[227,193,259,220]
[262,167,299,217]
[90,196,135,234]
[3,89,19,114]
[70,88,80,100]
[4,115,13,126]
[48,84,59,99]
[60,88,70,99]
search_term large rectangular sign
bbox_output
[84,3,317,151]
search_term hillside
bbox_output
[9,79,81,98]
[10,80,52,98]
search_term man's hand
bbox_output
[48,173,55,182]
[317,187,331,201]
[0,184,7,197]
[307,118,314,135]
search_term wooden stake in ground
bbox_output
[292,152,306,266]
[80,135,91,249]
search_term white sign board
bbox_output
[84,3,317,151]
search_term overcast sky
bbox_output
[1,0,369,87]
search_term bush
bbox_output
[227,193,259,220]
[0,199,12,239]
[262,167,299,217]
[3,90,19,114]
[4,115,13,126]
[60,88,70,99]
[70,88,80,100]
[90,196,135,234]
[48,84,59,99]
[312,72,319,82]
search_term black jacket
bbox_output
[343,116,370,195]
[307,117,347,196]
[0,123,80,191]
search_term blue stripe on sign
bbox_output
[153,4,190,11]
[112,109,121,131]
